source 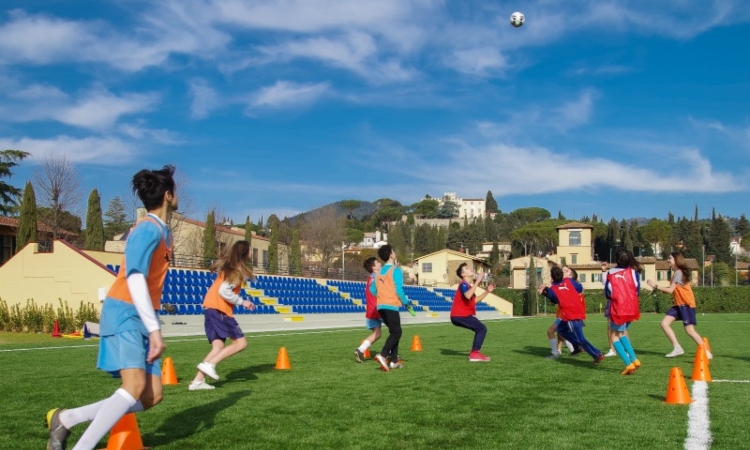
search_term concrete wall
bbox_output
[0,241,114,309]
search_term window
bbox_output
[571,254,578,264]
[657,271,662,281]
[253,248,258,267]
[422,262,432,273]
[1,235,14,265]
[592,273,602,283]
[579,273,586,283]
[569,231,581,246]
[525,268,542,287]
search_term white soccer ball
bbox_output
[510,11,525,28]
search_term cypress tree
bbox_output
[16,181,38,252]
[267,221,279,274]
[203,211,217,264]
[485,190,498,214]
[244,215,252,246]
[84,189,105,250]
[290,228,302,276]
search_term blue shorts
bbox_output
[552,318,562,326]
[366,318,383,330]
[97,298,160,377]
[204,308,245,342]
[666,305,698,326]
[609,321,631,332]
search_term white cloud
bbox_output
[248,81,330,110]
[447,47,507,76]
[188,78,221,119]
[0,135,139,165]
[553,91,596,131]
[0,84,159,130]
[117,123,182,145]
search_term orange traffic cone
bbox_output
[691,344,712,382]
[161,357,178,385]
[51,319,62,338]
[411,335,423,352]
[362,341,371,359]
[702,337,712,354]
[100,413,148,450]
[665,367,692,404]
[275,347,291,370]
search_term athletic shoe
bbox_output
[545,353,560,359]
[593,353,606,364]
[389,362,404,369]
[633,359,641,369]
[354,349,365,363]
[621,363,636,375]
[469,350,491,362]
[46,408,70,450]
[374,354,389,372]
[197,362,220,380]
[570,347,584,356]
[188,380,215,391]
[665,347,685,358]
[706,350,713,360]
[604,349,617,357]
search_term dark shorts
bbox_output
[204,308,245,343]
[666,305,697,326]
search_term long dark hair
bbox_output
[671,251,691,283]
[615,248,642,273]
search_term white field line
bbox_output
[684,381,712,450]
[712,379,750,383]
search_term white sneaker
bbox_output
[706,350,713,360]
[666,347,685,358]
[374,354,389,372]
[188,380,215,391]
[197,362,219,380]
[389,362,404,369]
[604,349,617,357]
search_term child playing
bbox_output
[190,240,256,390]
[546,266,579,359]
[46,165,177,450]
[538,266,604,365]
[354,256,382,363]
[602,249,642,375]
[369,245,411,372]
[647,251,712,360]
[451,263,496,362]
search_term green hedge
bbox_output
[0,298,99,333]
[493,286,750,316]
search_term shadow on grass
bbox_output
[212,363,276,387]
[439,348,468,357]
[513,346,620,372]
[144,390,251,446]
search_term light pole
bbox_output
[341,241,345,280]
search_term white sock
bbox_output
[358,340,372,352]
[61,400,144,429]
[549,339,558,354]
[72,388,137,450]
[564,340,575,353]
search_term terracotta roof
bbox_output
[0,216,78,236]
[737,262,750,270]
[556,221,594,230]
[655,261,670,270]
[654,259,700,270]
[635,256,657,263]
[177,217,269,242]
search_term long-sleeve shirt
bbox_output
[369,263,409,311]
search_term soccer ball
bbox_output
[510,11,525,27]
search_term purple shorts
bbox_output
[666,305,697,326]
[204,308,245,343]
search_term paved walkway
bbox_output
[161,311,512,337]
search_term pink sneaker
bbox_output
[469,350,491,362]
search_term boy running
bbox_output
[46,166,177,450]
[538,266,605,365]
[451,263,495,362]
[369,245,410,372]
[355,257,382,363]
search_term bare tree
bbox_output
[33,154,81,239]
[301,205,346,276]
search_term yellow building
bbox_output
[414,249,491,287]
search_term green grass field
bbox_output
[2,314,749,449]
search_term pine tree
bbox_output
[490,241,500,270]
[619,219,633,252]
[414,223,430,257]
[525,254,538,316]
[708,212,732,264]
[267,221,279,274]
[203,211,217,264]
[103,196,130,240]
[84,189,105,250]
[16,181,38,252]
[290,228,302,276]
[485,190,498,214]
[736,214,750,237]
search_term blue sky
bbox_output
[1,0,749,226]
